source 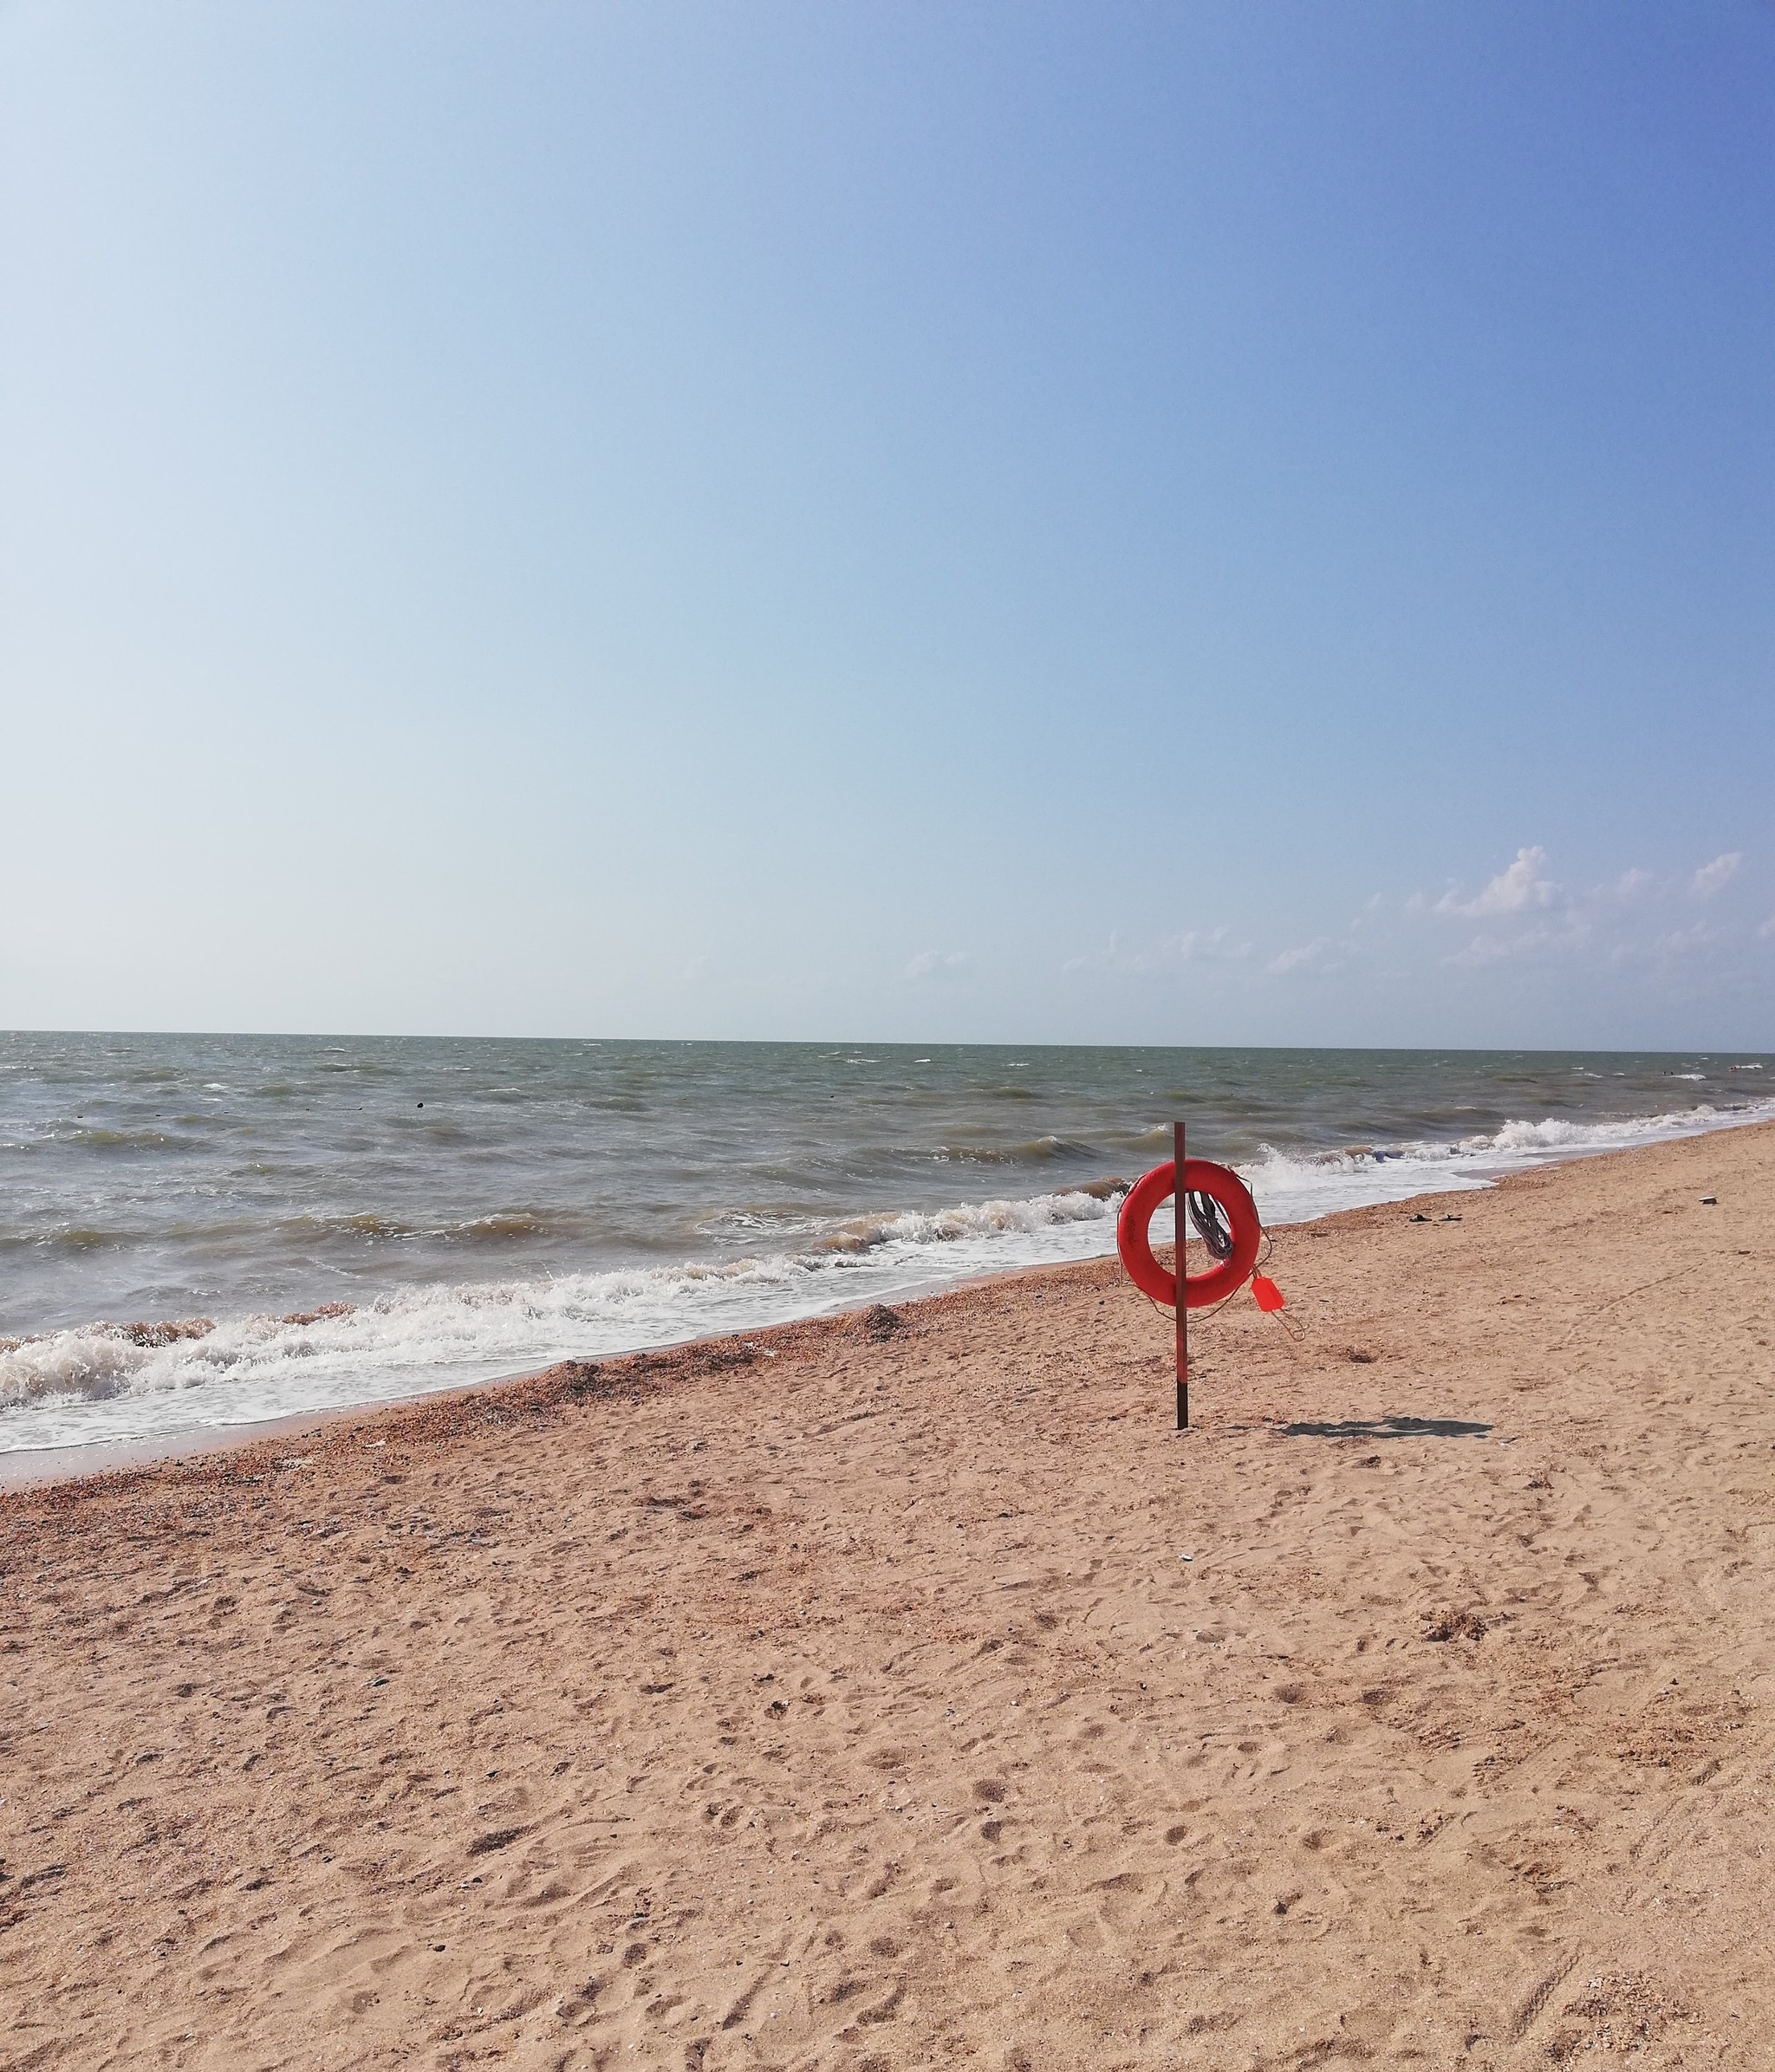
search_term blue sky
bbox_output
[3,1,1772,1046]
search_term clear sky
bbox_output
[3,1,1772,1048]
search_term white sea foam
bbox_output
[1238,1097,1775,1226]
[3,1095,1772,1455]
[0,1185,1128,1452]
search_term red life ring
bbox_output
[1116,1158,1262,1309]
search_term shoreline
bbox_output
[5,1120,1772,2063]
[0,1119,1762,1494]
[0,1160,1558,1493]
[6,1099,1773,1477]
[7,1088,1775,1471]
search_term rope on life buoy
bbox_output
[1115,1157,1263,1310]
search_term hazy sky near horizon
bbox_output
[3,1,1772,1049]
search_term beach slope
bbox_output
[4,1125,1773,2069]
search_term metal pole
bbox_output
[1175,1118,1188,1430]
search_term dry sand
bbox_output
[4,1125,1774,2069]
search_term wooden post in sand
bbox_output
[1175,1119,1188,1430]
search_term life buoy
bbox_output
[1116,1158,1261,1309]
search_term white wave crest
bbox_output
[6,1094,1772,1458]
[0,1185,1125,1452]
[1239,1097,1775,1227]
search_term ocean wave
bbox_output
[5,1094,1772,1455]
[1239,1097,1775,1226]
[0,1182,1128,1448]
[1479,1102,1771,1157]
[814,1185,1122,1256]
[0,1225,126,1254]
[273,1207,593,1246]
[60,1127,197,1152]
[930,1135,1097,1166]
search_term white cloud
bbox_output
[1054,842,1764,999]
[1435,846,1560,919]
[1175,926,1252,963]
[1446,934,1518,969]
[1654,922,1720,957]
[905,950,972,982]
[1063,926,1252,978]
[1445,918,1590,968]
[1691,852,1743,900]
[1060,933,1122,976]
[1267,938,1337,976]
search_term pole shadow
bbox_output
[1280,1414,1492,1440]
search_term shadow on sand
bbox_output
[1281,1414,1492,1441]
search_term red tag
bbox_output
[1250,1274,1284,1313]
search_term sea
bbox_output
[3,1033,1771,1458]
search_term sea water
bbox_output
[3,1033,1770,1454]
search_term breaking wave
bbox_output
[3,1093,1772,1458]
[0,1184,1130,1451]
[1236,1096,1775,1225]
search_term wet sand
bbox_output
[4,1124,1773,2069]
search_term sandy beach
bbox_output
[4,1122,1773,2069]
